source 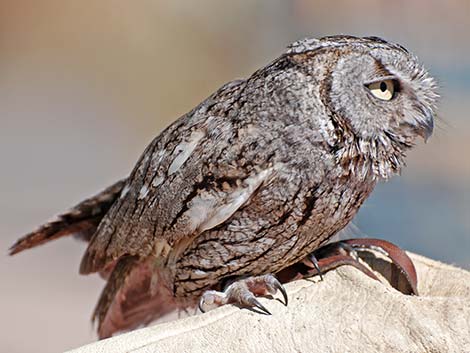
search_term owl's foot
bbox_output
[199,274,288,314]
[277,238,418,296]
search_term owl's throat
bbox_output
[335,134,409,180]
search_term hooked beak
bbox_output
[418,107,434,142]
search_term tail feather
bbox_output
[9,179,126,255]
[95,257,182,339]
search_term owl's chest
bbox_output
[296,176,376,243]
[245,178,375,279]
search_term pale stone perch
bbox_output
[68,254,470,353]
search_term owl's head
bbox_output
[287,35,439,178]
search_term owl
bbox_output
[10,35,437,338]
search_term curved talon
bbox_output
[247,296,271,315]
[307,253,324,281]
[198,297,206,313]
[271,277,288,306]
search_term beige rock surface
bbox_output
[68,254,470,353]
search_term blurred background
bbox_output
[1,1,469,352]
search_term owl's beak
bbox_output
[418,107,434,142]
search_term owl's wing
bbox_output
[80,82,279,274]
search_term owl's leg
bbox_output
[199,274,288,314]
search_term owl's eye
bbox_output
[367,79,396,101]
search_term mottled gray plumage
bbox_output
[11,35,437,338]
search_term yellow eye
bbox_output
[367,79,395,101]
